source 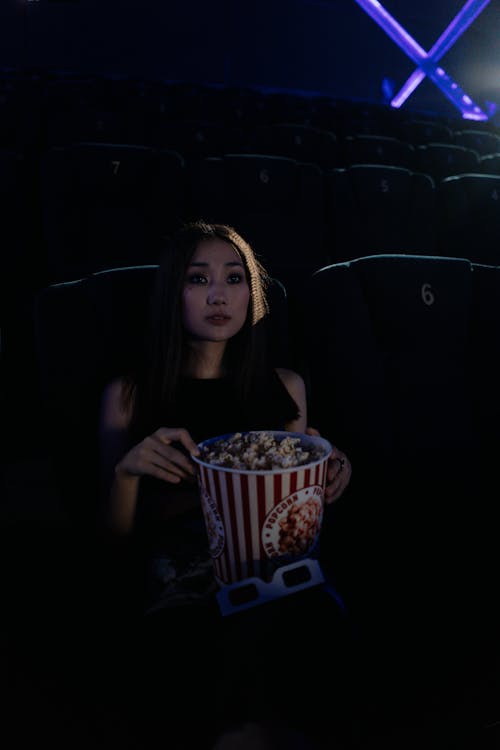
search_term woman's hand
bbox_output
[306,426,352,504]
[115,427,200,485]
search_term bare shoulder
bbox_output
[100,376,134,430]
[275,367,305,393]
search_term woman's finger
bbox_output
[305,426,320,437]
[150,432,198,475]
[324,454,352,503]
[155,427,200,457]
[151,444,197,479]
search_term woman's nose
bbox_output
[207,284,227,304]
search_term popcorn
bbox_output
[199,431,326,471]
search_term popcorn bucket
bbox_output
[192,431,332,589]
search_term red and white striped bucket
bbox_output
[192,431,332,586]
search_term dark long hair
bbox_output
[124,220,272,441]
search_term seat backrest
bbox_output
[33,265,291,528]
[325,164,437,262]
[33,265,158,529]
[45,103,149,149]
[470,262,500,480]
[453,129,500,156]
[339,134,415,170]
[189,153,329,297]
[414,142,480,182]
[478,153,500,175]
[39,143,189,283]
[148,118,250,161]
[300,253,475,479]
[247,123,339,170]
[258,91,317,126]
[318,100,404,139]
[400,117,455,146]
[469,262,500,589]
[297,254,479,588]
[436,173,500,264]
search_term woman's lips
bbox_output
[206,315,231,326]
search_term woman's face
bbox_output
[182,238,251,342]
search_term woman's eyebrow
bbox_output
[187,260,244,267]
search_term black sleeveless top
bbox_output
[135,369,301,612]
[170,369,300,443]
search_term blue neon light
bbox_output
[393,0,492,109]
[355,0,491,120]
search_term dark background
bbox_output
[1,0,499,120]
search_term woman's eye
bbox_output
[227,273,244,284]
[187,274,207,284]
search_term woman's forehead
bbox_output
[189,238,243,264]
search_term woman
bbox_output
[99,220,351,607]
[97,220,355,744]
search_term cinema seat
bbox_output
[453,128,500,156]
[39,143,188,283]
[189,153,330,299]
[339,133,415,169]
[400,117,455,146]
[247,122,340,170]
[315,99,404,139]
[32,265,157,529]
[297,254,481,640]
[325,164,437,262]
[469,262,500,643]
[414,142,480,182]
[470,262,500,498]
[148,118,250,161]
[436,173,500,264]
[44,77,150,147]
[478,153,500,175]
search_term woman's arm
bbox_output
[98,378,140,535]
[98,378,200,535]
[275,367,308,432]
